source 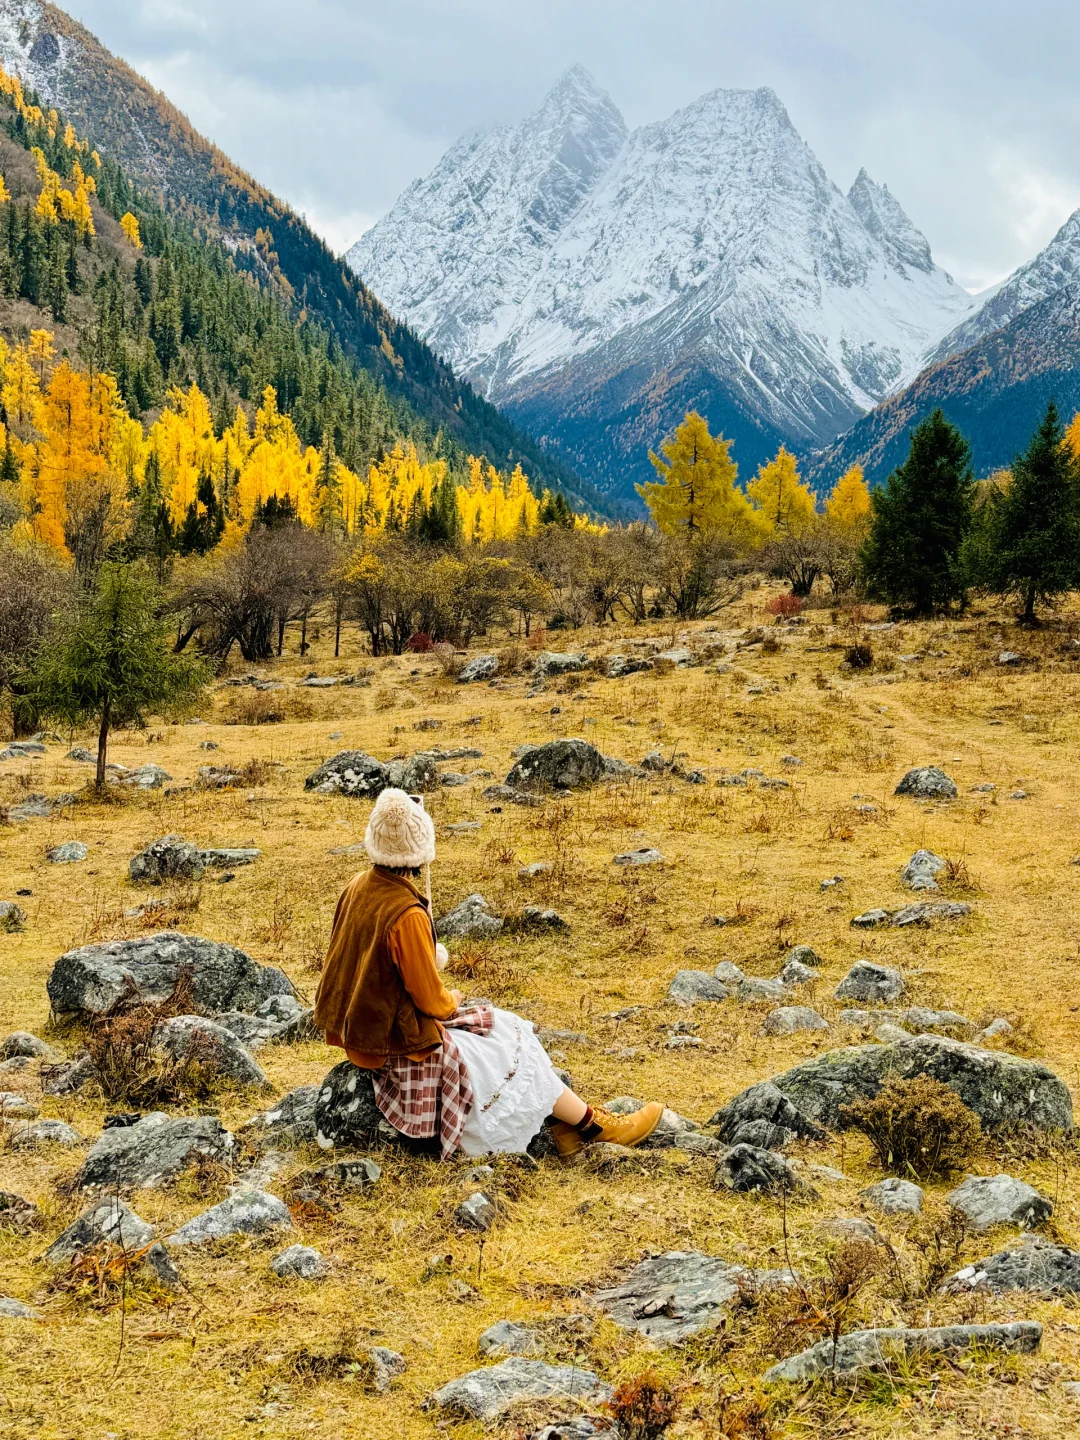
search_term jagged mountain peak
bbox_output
[848,168,934,274]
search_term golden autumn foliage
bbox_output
[119,212,142,248]
[824,463,872,533]
[639,410,759,548]
[746,445,817,537]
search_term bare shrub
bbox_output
[432,643,465,679]
[844,642,874,670]
[607,1370,678,1440]
[842,1075,981,1179]
[83,972,225,1106]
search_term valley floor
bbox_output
[3,593,1080,1439]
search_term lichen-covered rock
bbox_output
[168,1189,292,1246]
[764,1035,1072,1134]
[708,1081,825,1150]
[387,752,441,794]
[737,977,787,1003]
[944,1236,1080,1295]
[314,1062,401,1150]
[1,1031,55,1061]
[11,1119,82,1148]
[45,1199,155,1265]
[778,959,817,987]
[439,894,503,940]
[902,849,945,891]
[591,1250,793,1343]
[762,1006,829,1036]
[713,1144,813,1197]
[0,1296,39,1319]
[152,1015,269,1089]
[240,1085,320,1148]
[946,1174,1053,1231]
[271,1243,327,1279]
[47,932,294,1018]
[0,1093,38,1118]
[834,961,905,1003]
[895,766,958,800]
[763,1321,1040,1384]
[6,791,76,822]
[305,751,388,797]
[458,654,498,684]
[76,1112,235,1190]
[505,739,605,792]
[47,841,88,865]
[532,652,589,681]
[129,836,205,884]
[455,1191,496,1231]
[291,1158,382,1193]
[478,1320,542,1357]
[431,1358,611,1423]
[861,1177,925,1215]
[667,970,729,1006]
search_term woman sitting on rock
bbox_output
[314,788,663,1158]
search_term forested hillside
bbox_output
[0,1,604,512]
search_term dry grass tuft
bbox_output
[841,1075,982,1179]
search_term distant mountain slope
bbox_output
[0,0,603,510]
[349,67,978,504]
[810,282,1080,486]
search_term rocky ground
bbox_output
[3,600,1080,1439]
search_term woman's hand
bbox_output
[449,988,463,1009]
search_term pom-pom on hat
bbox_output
[364,788,436,869]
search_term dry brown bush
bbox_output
[841,1075,982,1179]
[607,1369,678,1440]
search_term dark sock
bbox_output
[575,1106,602,1139]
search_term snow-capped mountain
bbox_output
[349,67,980,500]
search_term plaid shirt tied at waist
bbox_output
[370,1004,493,1158]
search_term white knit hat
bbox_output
[364,788,436,868]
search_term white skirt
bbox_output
[452,1007,566,1157]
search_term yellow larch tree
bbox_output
[746,445,817,537]
[824,463,872,533]
[639,410,759,548]
[120,212,142,248]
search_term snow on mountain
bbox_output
[349,68,979,499]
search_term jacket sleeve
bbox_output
[388,907,458,1020]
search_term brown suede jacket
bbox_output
[314,866,456,1066]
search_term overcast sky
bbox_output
[62,0,1080,292]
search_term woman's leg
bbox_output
[551,1087,588,1124]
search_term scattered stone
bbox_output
[42,1055,96,1095]
[11,1119,82,1148]
[763,1006,829,1036]
[195,765,244,790]
[129,835,207,883]
[641,750,668,772]
[1,1032,54,1060]
[66,747,96,763]
[714,1144,814,1197]
[478,1321,542,1358]
[271,1243,327,1279]
[996,651,1024,666]
[978,1017,1015,1042]
[505,739,605,792]
[313,1064,395,1150]
[6,792,76,822]
[666,1035,703,1050]
[200,847,260,869]
[0,899,26,929]
[46,841,87,865]
[613,847,665,866]
[834,961,906,1003]
[152,1015,269,1089]
[713,962,745,984]
[291,1158,382,1193]
[667,970,729,1006]
[45,1199,155,1265]
[47,932,294,1019]
[944,1236,1080,1295]
[113,765,171,790]
[709,1081,825,1151]
[891,900,971,926]
[895,766,957,800]
[305,751,388,798]
[763,1321,1040,1384]
[764,1034,1072,1134]
[778,959,817,987]
[737,977,787,1003]
[875,1022,914,1044]
[439,894,503,940]
[431,1358,611,1423]
[591,1250,793,1343]
[169,1190,292,1246]
[902,849,945,892]
[820,875,845,891]
[458,655,499,684]
[0,1192,39,1232]
[482,783,546,807]
[445,821,483,834]
[851,908,890,928]
[76,1112,235,1189]
[815,1217,881,1245]
[0,1093,38,1118]
[785,944,822,969]
[532,652,589,681]
[456,1192,496,1232]
[0,1297,39,1319]
[518,861,553,880]
[239,1085,320,1155]
[606,655,654,678]
[515,905,570,932]
[367,1346,408,1392]
[947,1174,1053,1231]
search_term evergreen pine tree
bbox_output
[861,409,974,615]
[966,401,1080,622]
[539,490,575,528]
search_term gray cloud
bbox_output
[64,0,1080,289]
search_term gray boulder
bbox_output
[614,847,665,867]
[168,1189,292,1246]
[834,961,906,1003]
[0,1093,38,1118]
[67,747,96,763]
[714,1144,812,1197]
[763,1321,1040,1384]
[151,1015,270,1089]
[240,1085,320,1148]
[478,1320,542,1358]
[944,1236,1080,1295]
[506,740,605,792]
[7,792,76,821]
[946,1174,1053,1231]
[606,656,653,678]
[47,932,294,1018]
[1,1032,55,1060]
[115,764,171,790]
[861,1177,924,1215]
[199,847,260,869]
[902,849,945,891]
[737,977,787,1003]
[709,1081,825,1151]
[0,901,26,928]
[47,841,87,865]
[45,1199,154,1265]
[604,1099,701,1149]
[368,1347,408,1392]
[532,651,589,681]
[431,1358,611,1423]
[763,1006,829,1036]
[129,836,205,884]
[387,753,441,794]
[591,1250,793,1344]
[305,751,388,798]
[778,959,817,987]
[291,1158,382,1194]
[11,1119,82,1148]
[0,1297,38,1319]
[851,908,890,928]
[458,655,498,684]
[76,1112,235,1189]
[891,900,971,927]
[271,1243,327,1279]
[214,1004,316,1050]
[895,766,958,800]
[784,944,822,968]
[314,1063,395,1150]
[667,970,729,1006]
[439,894,503,940]
[763,1034,1073,1134]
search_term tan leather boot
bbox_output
[551,1101,664,1157]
